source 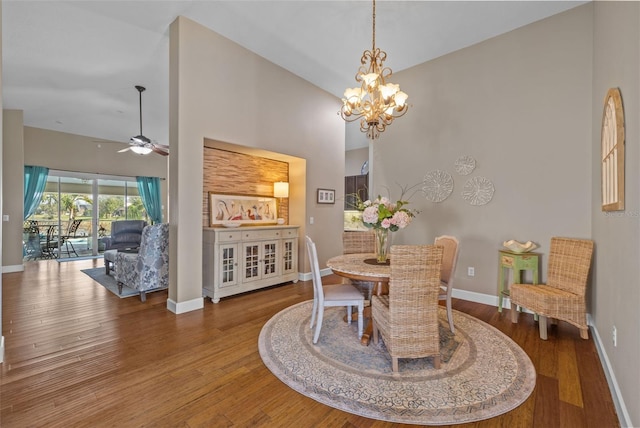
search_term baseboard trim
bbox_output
[588,315,632,427]
[2,264,24,274]
[166,297,204,314]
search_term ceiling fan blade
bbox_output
[118,147,132,153]
[152,142,169,150]
[151,145,169,156]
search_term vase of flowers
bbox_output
[356,188,418,263]
[373,227,391,263]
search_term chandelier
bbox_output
[339,0,408,140]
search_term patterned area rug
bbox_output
[81,267,166,299]
[258,301,536,425]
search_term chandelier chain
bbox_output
[372,0,376,53]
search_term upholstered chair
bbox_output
[372,244,444,372]
[306,236,364,344]
[434,235,460,333]
[510,237,594,340]
[115,223,169,302]
[104,220,147,251]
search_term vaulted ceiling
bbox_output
[2,1,585,149]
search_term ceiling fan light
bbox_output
[130,146,153,155]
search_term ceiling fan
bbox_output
[119,85,169,156]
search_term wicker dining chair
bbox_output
[342,230,375,255]
[510,237,594,340]
[342,230,376,299]
[435,235,460,333]
[306,236,364,344]
[372,244,444,372]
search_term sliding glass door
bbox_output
[24,171,148,260]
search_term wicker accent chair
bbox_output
[342,231,376,299]
[510,237,594,340]
[435,235,460,333]
[372,245,444,372]
[306,236,364,344]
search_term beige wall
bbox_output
[372,5,593,297]
[168,16,345,311]
[345,147,368,177]
[24,127,168,179]
[592,2,639,425]
[1,111,24,269]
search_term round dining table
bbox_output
[326,253,390,345]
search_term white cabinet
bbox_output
[203,225,299,303]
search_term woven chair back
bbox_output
[387,245,443,352]
[546,237,594,296]
[342,231,375,255]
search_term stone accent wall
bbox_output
[203,148,289,226]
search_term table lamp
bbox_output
[274,182,289,224]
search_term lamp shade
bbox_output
[274,182,289,198]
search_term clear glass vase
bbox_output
[374,227,391,263]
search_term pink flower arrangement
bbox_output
[357,192,417,232]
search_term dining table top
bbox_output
[326,253,390,283]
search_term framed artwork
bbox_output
[317,188,335,204]
[209,193,278,226]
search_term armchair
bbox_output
[104,220,147,251]
[115,223,169,302]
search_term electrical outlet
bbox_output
[613,325,617,347]
[309,217,314,225]
[467,267,475,277]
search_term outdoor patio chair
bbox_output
[40,225,59,259]
[60,219,82,257]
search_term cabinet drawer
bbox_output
[241,229,283,240]
[501,254,515,267]
[216,231,242,242]
[280,228,298,238]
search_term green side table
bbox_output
[497,250,541,312]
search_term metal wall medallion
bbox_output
[455,155,476,176]
[462,176,494,206]
[422,170,454,203]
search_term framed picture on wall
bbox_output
[317,188,335,204]
[209,193,278,226]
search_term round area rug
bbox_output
[258,301,536,425]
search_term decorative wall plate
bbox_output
[422,170,454,203]
[361,160,369,175]
[455,155,476,176]
[462,176,494,206]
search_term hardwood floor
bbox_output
[1,259,619,427]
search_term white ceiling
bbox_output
[2,1,586,150]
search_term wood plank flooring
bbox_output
[1,259,619,427]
